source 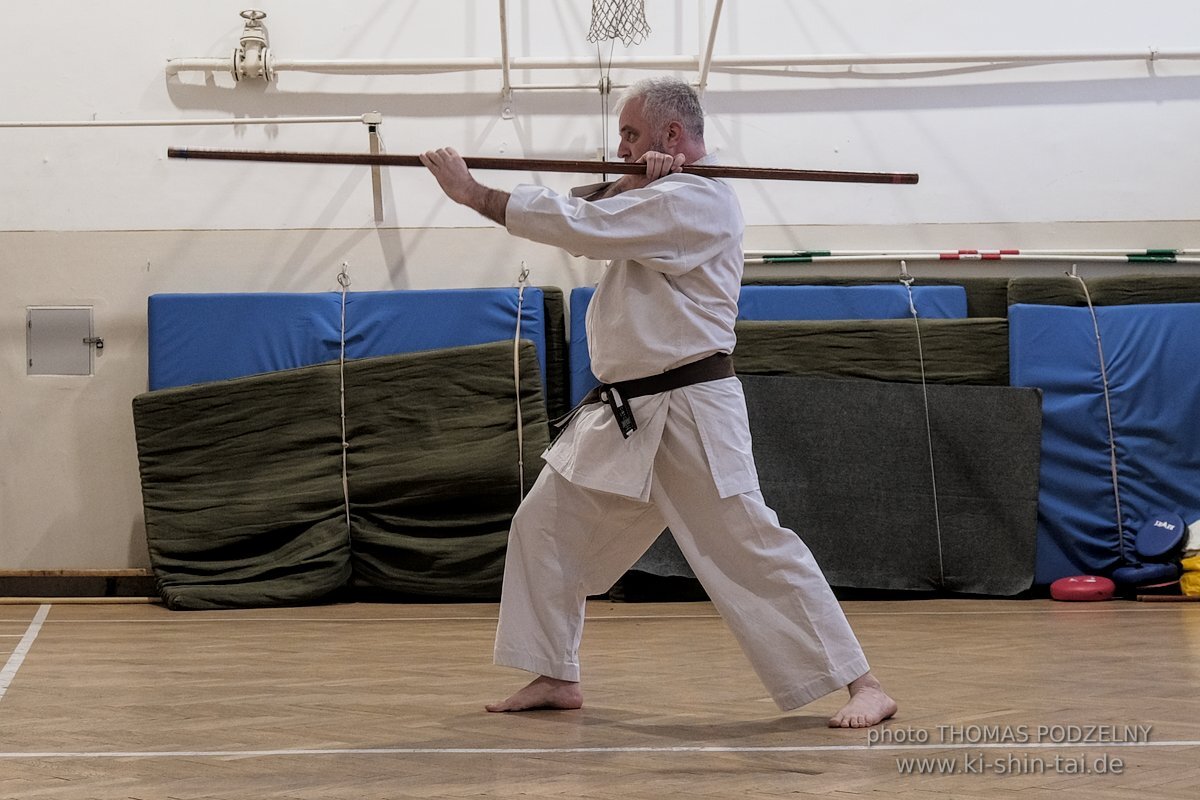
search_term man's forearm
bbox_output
[580,178,635,201]
[466,183,510,226]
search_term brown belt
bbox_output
[573,352,735,438]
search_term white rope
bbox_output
[899,262,945,586]
[513,262,531,498]
[337,263,353,535]
[1069,268,1129,562]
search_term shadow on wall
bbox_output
[164,73,1200,118]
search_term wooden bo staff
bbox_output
[167,147,919,185]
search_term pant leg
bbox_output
[650,396,870,711]
[493,464,667,681]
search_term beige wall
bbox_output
[5,0,1200,568]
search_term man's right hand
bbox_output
[606,151,686,196]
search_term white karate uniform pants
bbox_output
[493,395,870,711]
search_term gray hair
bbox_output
[618,77,704,140]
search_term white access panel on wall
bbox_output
[26,306,97,376]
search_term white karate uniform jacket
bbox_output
[506,156,759,501]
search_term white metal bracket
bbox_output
[363,112,385,223]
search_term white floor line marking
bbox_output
[0,604,50,702]
[0,739,1197,760]
[29,605,1197,626]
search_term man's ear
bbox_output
[665,120,684,147]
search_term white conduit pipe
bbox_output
[708,48,1200,68]
[167,56,694,76]
[504,83,635,91]
[697,0,726,91]
[499,0,512,97]
[165,48,1200,79]
[0,115,367,129]
[745,253,1200,265]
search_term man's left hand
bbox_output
[420,146,510,225]
[420,147,479,206]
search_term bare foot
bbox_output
[828,672,897,728]
[486,675,583,712]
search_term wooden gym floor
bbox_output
[1,598,1199,799]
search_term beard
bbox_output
[646,135,669,156]
[626,135,670,162]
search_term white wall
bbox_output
[4,1,1200,568]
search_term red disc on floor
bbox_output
[1050,575,1116,601]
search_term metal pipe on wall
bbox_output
[0,115,369,129]
[166,47,1200,81]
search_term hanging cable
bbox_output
[899,261,945,587]
[513,262,531,498]
[1069,267,1129,563]
[596,38,615,180]
[337,262,353,536]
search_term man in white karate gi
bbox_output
[421,77,897,728]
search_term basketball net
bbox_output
[587,0,651,46]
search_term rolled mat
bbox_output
[133,341,547,609]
